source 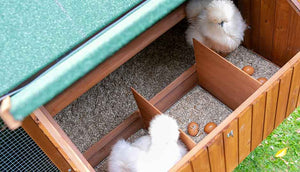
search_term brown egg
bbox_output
[257,77,268,84]
[204,122,217,134]
[242,65,255,76]
[188,122,199,137]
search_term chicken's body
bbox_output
[108,115,187,172]
[185,0,246,53]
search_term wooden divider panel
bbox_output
[263,81,280,139]
[131,88,162,129]
[191,148,211,172]
[275,68,293,127]
[238,106,252,163]
[193,39,260,110]
[223,119,239,172]
[286,61,300,116]
[208,134,226,172]
[178,162,194,172]
[251,93,266,151]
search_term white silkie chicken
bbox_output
[108,114,187,172]
[185,0,247,53]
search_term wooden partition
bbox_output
[170,41,300,172]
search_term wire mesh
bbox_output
[0,119,59,171]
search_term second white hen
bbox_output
[185,0,246,53]
[108,114,187,172]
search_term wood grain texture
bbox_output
[190,148,211,172]
[288,0,300,15]
[251,93,266,151]
[193,39,261,110]
[238,106,252,163]
[178,162,194,172]
[275,68,293,127]
[180,129,197,151]
[131,88,162,129]
[286,61,300,116]
[259,0,276,59]
[32,107,94,172]
[44,5,186,116]
[208,134,226,172]
[22,116,73,171]
[170,52,300,171]
[83,112,143,167]
[272,0,292,66]
[250,0,261,51]
[263,81,280,139]
[286,9,300,60]
[237,0,251,48]
[223,119,239,172]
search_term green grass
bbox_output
[234,108,300,172]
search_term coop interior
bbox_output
[38,1,299,171]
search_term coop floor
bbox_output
[54,20,279,171]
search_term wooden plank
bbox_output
[286,9,300,60]
[83,112,143,167]
[150,65,198,113]
[237,0,251,48]
[286,61,300,116]
[250,0,261,51]
[178,162,194,172]
[275,68,293,127]
[22,116,73,171]
[259,0,276,59]
[190,148,211,172]
[251,93,266,151]
[223,119,239,172]
[297,89,300,108]
[207,134,226,172]
[272,0,292,66]
[288,0,300,15]
[170,53,300,172]
[238,106,252,163]
[32,107,94,172]
[193,39,261,110]
[44,5,186,116]
[180,129,197,151]
[263,81,280,139]
[131,88,162,128]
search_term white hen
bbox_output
[108,114,187,172]
[185,0,246,53]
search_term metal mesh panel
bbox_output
[0,120,59,171]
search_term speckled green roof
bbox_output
[0,0,143,96]
[1,0,186,121]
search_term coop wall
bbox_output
[237,0,300,66]
[171,51,300,171]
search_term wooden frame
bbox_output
[2,1,298,171]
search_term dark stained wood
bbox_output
[272,0,292,66]
[288,0,300,15]
[193,39,261,110]
[22,116,73,171]
[45,5,186,116]
[259,0,276,59]
[238,0,252,48]
[250,0,261,52]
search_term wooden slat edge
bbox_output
[32,107,94,172]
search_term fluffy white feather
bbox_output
[185,0,246,53]
[108,114,187,172]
